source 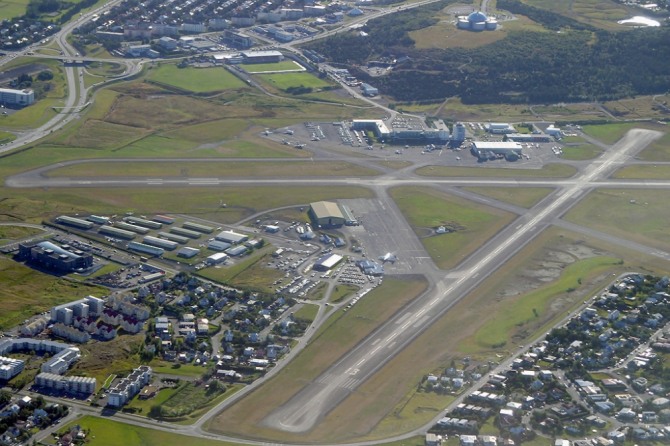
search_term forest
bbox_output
[305,2,670,104]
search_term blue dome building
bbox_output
[457,11,498,31]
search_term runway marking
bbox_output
[387,341,396,349]
[413,315,430,328]
[430,298,440,305]
[345,368,359,376]
[395,312,412,325]
[371,338,381,346]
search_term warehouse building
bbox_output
[158,232,189,244]
[206,252,228,265]
[485,122,516,134]
[226,245,248,257]
[0,87,35,107]
[470,141,523,161]
[182,221,214,234]
[115,221,150,234]
[170,227,201,239]
[215,230,248,245]
[55,215,94,230]
[124,216,162,229]
[19,241,94,272]
[99,225,136,240]
[313,253,343,271]
[360,83,379,97]
[87,215,110,225]
[208,240,232,251]
[309,201,345,228]
[143,236,178,251]
[177,247,200,258]
[152,215,175,225]
[128,242,164,257]
[241,50,284,63]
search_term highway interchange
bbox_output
[2,0,670,444]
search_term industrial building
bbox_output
[351,119,450,144]
[360,83,379,97]
[51,296,104,326]
[470,141,523,161]
[0,356,25,380]
[158,232,189,244]
[177,247,200,258]
[357,259,384,276]
[18,240,94,272]
[115,221,150,234]
[128,242,164,257]
[56,215,94,230]
[222,29,254,49]
[35,372,97,395]
[339,204,358,226]
[87,215,110,225]
[241,50,284,63]
[124,216,162,229]
[152,215,175,225]
[226,245,248,257]
[208,240,232,251]
[215,230,248,245]
[99,225,136,240]
[0,87,35,107]
[206,252,228,265]
[182,221,214,234]
[313,253,343,271]
[309,201,345,228]
[456,11,498,31]
[170,227,201,239]
[143,236,178,251]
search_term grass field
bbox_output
[0,225,44,243]
[197,248,283,293]
[206,276,428,442]
[0,186,375,226]
[526,0,629,29]
[0,0,28,20]
[0,257,107,329]
[415,163,577,178]
[62,416,237,446]
[561,143,603,160]
[68,334,144,386]
[462,186,554,208]
[0,130,16,144]
[293,303,319,323]
[257,72,331,91]
[390,186,516,269]
[581,122,647,145]
[149,361,208,377]
[46,160,381,178]
[639,131,670,161]
[146,64,246,93]
[241,61,303,73]
[565,188,670,253]
[612,164,670,179]
[330,284,359,303]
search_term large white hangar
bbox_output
[470,141,523,161]
[309,201,345,228]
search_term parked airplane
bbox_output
[379,252,397,263]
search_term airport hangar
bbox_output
[309,201,358,228]
[470,141,523,161]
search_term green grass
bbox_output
[241,61,303,73]
[146,64,246,93]
[0,225,44,242]
[0,0,29,20]
[0,130,16,144]
[581,122,645,144]
[155,381,227,419]
[62,415,238,446]
[126,384,181,414]
[466,256,621,350]
[612,164,670,179]
[415,163,577,178]
[330,284,359,303]
[257,72,332,91]
[566,188,670,253]
[293,303,319,323]
[561,143,603,160]
[390,186,515,269]
[0,257,107,329]
[462,187,554,208]
[197,247,284,293]
[149,361,208,378]
[639,131,670,161]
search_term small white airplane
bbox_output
[379,252,397,264]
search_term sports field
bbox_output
[0,0,28,20]
[390,186,516,269]
[146,64,246,92]
[257,72,331,91]
[241,61,303,73]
